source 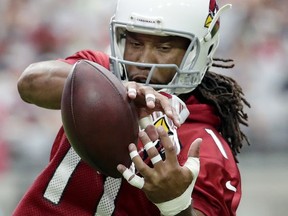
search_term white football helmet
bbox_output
[109,0,231,95]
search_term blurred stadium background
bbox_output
[0,0,287,215]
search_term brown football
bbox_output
[61,60,139,178]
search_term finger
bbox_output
[138,116,153,130]
[145,93,156,108]
[154,94,173,116]
[139,131,163,167]
[117,164,127,174]
[184,138,202,180]
[156,126,178,165]
[150,154,162,165]
[127,83,180,127]
[144,124,159,141]
[124,81,138,99]
[184,157,200,179]
[118,165,145,189]
[154,94,180,128]
[135,85,156,109]
[128,87,137,99]
[116,146,139,174]
[188,138,202,158]
[170,108,181,128]
[128,143,153,176]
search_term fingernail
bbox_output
[128,88,137,97]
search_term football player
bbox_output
[15,0,250,215]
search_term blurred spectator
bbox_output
[219,0,288,151]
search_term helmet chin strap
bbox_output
[204,4,232,42]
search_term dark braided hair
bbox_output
[193,58,250,158]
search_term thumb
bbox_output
[188,138,202,158]
[184,138,202,179]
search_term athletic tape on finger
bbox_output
[138,116,153,130]
[184,157,200,180]
[129,150,139,159]
[122,169,145,189]
[144,141,156,152]
[145,93,156,101]
[151,154,162,165]
[128,88,137,95]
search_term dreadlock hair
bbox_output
[193,58,250,158]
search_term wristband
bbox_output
[154,157,200,216]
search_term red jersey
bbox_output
[13,50,241,216]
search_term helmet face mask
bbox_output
[109,0,231,95]
[110,23,201,93]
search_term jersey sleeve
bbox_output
[177,125,241,216]
[59,50,110,69]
